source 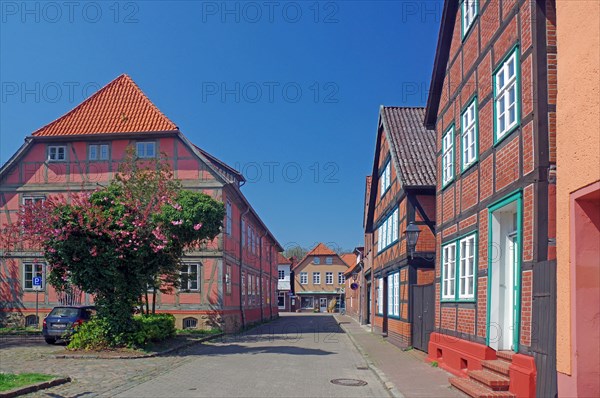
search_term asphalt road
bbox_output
[117,313,391,398]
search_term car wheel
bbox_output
[44,337,56,345]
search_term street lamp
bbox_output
[404,221,421,259]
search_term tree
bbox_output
[18,148,225,345]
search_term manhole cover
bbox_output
[330,378,368,387]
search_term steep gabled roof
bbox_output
[32,74,178,136]
[340,253,356,267]
[192,144,245,183]
[381,107,436,187]
[292,243,339,270]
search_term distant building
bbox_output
[342,248,362,319]
[276,253,293,312]
[292,243,348,312]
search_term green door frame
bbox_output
[486,190,523,353]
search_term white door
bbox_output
[489,204,518,352]
[319,298,327,312]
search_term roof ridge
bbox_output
[31,74,178,137]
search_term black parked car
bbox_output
[42,306,96,344]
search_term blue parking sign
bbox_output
[33,276,43,290]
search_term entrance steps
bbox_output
[450,351,516,398]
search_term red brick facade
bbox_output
[425,1,557,396]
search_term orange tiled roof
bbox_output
[340,253,356,267]
[306,243,337,256]
[32,74,178,137]
[277,253,292,264]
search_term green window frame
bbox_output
[441,125,455,188]
[461,0,479,39]
[441,232,478,302]
[461,97,479,172]
[493,45,521,144]
[387,272,400,318]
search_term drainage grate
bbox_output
[330,378,368,387]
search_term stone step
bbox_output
[450,377,516,398]
[482,359,511,377]
[468,369,510,391]
[496,350,515,363]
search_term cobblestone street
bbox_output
[1,315,390,397]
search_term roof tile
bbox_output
[32,74,178,136]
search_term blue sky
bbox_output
[0,1,442,251]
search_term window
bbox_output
[48,145,66,162]
[380,160,391,196]
[494,49,519,141]
[180,263,200,291]
[325,272,333,285]
[278,292,285,308]
[387,272,399,317]
[242,219,246,246]
[377,208,399,253]
[442,127,455,186]
[89,144,109,160]
[301,297,314,309]
[278,270,285,280]
[183,317,198,329]
[338,272,345,284]
[136,142,156,158]
[225,265,232,294]
[314,257,320,264]
[462,0,478,37]
[325,257,333,265]
[459,235,476,299]
[23,196,45,206]
[376,277,384,314]
[25,315,39,327]
[225,201,232,235]
[23,263,44,290]
[242,271,246,304]
[442,234,477,301]
[313,272,321,285]
[442,243,456,300]
[300,272,308,285]
[461,99,478,170]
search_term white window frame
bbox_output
[314,257,320,264]
[441,243,456,300]
[300,272,308,285]
[325,257,333,265]
[380,160,391,196]
[180,263,200,291]
[22,196,45,206]
[462,0,478,37]
[442,127,455,186]
[48,145,66,162]
[278,270,285,280]
[338,272,345,284]
[377,277,384,314]
[89,144,98,161]
[461,99,478,170]
[225,201,232,235]
[494,49,519,141]
[136,142,156,159]
[325,272,333,285]
[459,235,476,299]
[377,209,399,253]
[313,272,321,285]
[23,263,45,290]
[89,144,110,161]
[386,272,400,317]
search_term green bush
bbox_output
[68,314,175,350]
[68,318,112,350]
[131,314,176,345]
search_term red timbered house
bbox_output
[364,106,437,352]
[0,74,282,332]
[423,1,557,396]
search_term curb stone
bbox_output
[335,316,405,398]
[50,333,224,360]
[0,377,71,398]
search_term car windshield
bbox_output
[49,308,80,317]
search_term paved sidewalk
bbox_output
[335,315,465,398]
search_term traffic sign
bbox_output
[32,276,43,291]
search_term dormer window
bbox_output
[136,142,156,158]
[48,145,66,162]
[314,257,320,264]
